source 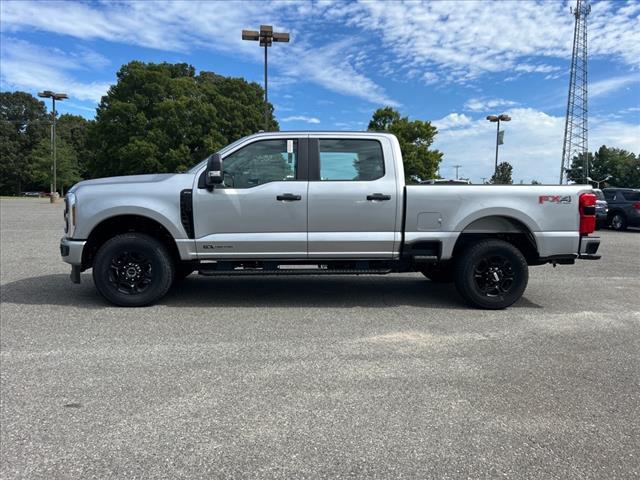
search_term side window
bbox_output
[318,139,384,181]
[222,139,297,188]
[604,191,615,201]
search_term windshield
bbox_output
[187,135,251,174]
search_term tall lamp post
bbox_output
[486,113,511,179]
[587,174,611,188]
[38,90,68,201]
[242,25,289,131]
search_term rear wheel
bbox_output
[610,213,627,231]
[454,239,528,310]
[92,233,174,307]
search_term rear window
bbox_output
[622,191,640,201]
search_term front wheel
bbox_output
[454,239,528,310]
[92,233,174,307]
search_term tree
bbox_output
[87,61,278,178]
[531,179,541,185]
[0,92,49,194]
[566,145,639,188]
[29,138,81,194]
[491,161,513,184]
[57,114,93,177]
[368,107,443,183]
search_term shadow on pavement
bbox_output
[0,273,542,310]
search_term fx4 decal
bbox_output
[539,195,572,204]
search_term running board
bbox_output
[198,268,392,276]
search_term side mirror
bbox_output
[205,153,223,190]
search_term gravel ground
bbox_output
[1,197,639,479]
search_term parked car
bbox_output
[593,189,608,229]
[21,191,41,197]
[60,131,600,309]
[602,188,640,231]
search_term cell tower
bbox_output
[560,0,591,184]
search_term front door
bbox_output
[193,137,308,259]
[307,136,399,258]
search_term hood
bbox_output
[68,173,179,193]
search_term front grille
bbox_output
[180,189,194,239]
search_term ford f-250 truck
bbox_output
[60,131,601,309]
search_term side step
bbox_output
[198,267,392,276]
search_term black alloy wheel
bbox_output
[93,233,174,307]
[454,239,528,309]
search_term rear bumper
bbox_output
[578,235,601,259]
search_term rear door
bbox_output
[192,136,308,259]
[306,135,399,258]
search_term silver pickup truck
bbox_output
[61,131,601,309]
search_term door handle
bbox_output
[366,193,391,201]
[277,193,302,201]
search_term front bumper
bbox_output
[61,238,86,284]
[60,237,86,265]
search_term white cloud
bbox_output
[325,0,640,82]
[0,0,397,106]
[591,74,640,98]
[464,98,518,113]
[281,115,321,124]
[432,108,640,184]
[0,38,112,102]
[433,113,473,130]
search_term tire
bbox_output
[454,239,528,310]
[174,262,196,281]
[92,233,174,307]
[420,264,454,283]
[610,213,627,231]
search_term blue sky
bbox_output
[1,0,639,183]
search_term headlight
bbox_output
[64,193,77,237]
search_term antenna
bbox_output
[560,0,591,184]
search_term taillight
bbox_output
[579,193,596,235]
[633,202,640,210]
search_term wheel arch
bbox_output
[453,215,539,263]
[82,214,180,270]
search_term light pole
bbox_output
[486,114,511,179]
[242,25,290,131]
[587,174,611,188]
[453,164,462,180]
[38,90,68,201]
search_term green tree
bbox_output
[57,114,93,177]
[29,138,81,194]
[567,145,639,188]
[491,161,513,184]
[531,179,541,185]
[87,61,277,178]
[0,91,49,194]
[367,107,443,183]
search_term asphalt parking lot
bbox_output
[1,197,639,479]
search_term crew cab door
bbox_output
[192,136,308,259]
[307,135,400,258]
